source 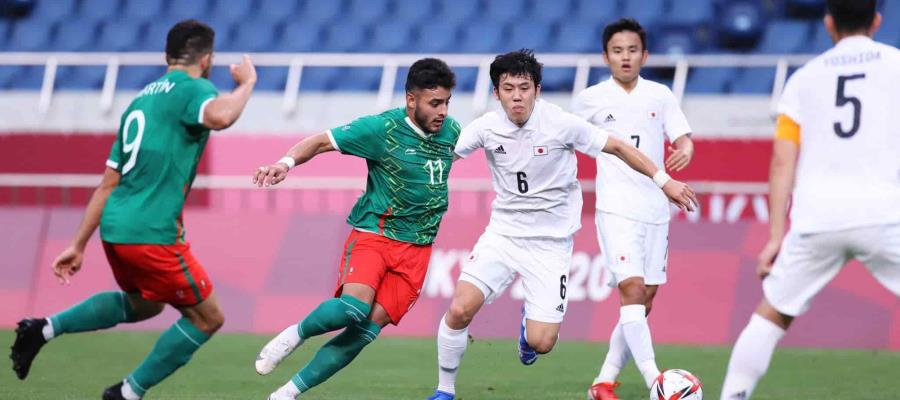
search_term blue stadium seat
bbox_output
[55,66,107,90]
[785,0,825,17]
[652,27,700,56]
[622,0,664,26]
[227,18,277,52]
[486,0,529,24]
[587,67,611,86]
[97,21,143,52]
[208,65,236,91]
[393,0,436,21]
[452,68,480,91]
[666,0,714,27]
[50,20,98,52]
[874,18,900,47]
[206,21,234,52]
[541,68,576,91]
[530,0,575,24]
[0,19,11,51]
[573,0,620,24]
[321,21,367,52]
[370,21,415,53]
[138,22,171,52]
[28,0,77,23]
[122,0,166,23]
[8,66,47,90]
[552,20,603,53]
[412,23,458,53]
[809,23,833,54]
[730,68,775,94]
[254,66,289,91]
[436,0,478,24]
[79,0,121,22]
[278,21,323,52]
[717,1,764,48]
[755,20,809,54]
[8,20,54,51]
[0,66,20,89]
[168,0,212,21]
[348,0,389,25]
[117,66,167,90]
[508,21,553,52]
[209,0,255,25]
[300,0,344,24]
[458,20,506,53]
[685,67,737,93]
[332,67,382,91]
[299,67,340,91]
[257,0,300,25]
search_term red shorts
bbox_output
[335,230,432,325]
[103,241,213,307]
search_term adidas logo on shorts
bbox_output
[556,303,565,313]
[604,114,616,123]
[494,145,507,154]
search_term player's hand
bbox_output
[662,179,698,212]
[230,54,257,86]
[252,163,290,187]
[665,145,693,172]
[757,238,782,279]
[51,245,83,285]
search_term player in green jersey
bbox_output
[251,58,458,399]
[10,20,256,400]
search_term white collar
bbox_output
[607,75,643,95]
[492,99,544,134]
[404,116,431,139]
[835,35,874,48]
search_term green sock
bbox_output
[297,294,371,339]
[292,319,381,393]
[127,318,210,396]
[49,291,135,335]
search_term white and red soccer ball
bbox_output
[650,369,703,400]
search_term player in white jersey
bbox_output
[426,50,698,400]
[572,19,696,400]
[721,1,900,399]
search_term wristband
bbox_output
[277,156,296,170]
[652,170,671,188]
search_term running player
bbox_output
[9,20,257,400]
[427,49,697,400]
[251,58,460,400]
[572,19,695,400]
[721,1,900,398]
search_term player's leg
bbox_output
[721,230,847,400]
[110,244,218,400]
[256,231,383,375]
[857,223,900,297]
[430,280,488,399]
[10,243,165,381]
[516,235,573,363]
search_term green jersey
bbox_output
[100,70,218,244]
[329,108,461,245]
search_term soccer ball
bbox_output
[649,369,703,400]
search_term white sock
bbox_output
[595,323,631,384]
[436,315,468,394]
[42,318,55,341]
[121,380,141,400]
[619,304,659,388]
[720,313,785,400]
[272,381,301,398]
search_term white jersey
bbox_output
[777,36,900,233]
[455,99,610,238]
[572,77,691,224]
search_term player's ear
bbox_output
[871,12,882,36]
[824,15,838,42]
[492,86,500,101]
[534,84,541,98]
[405,90,416,109]
[602,50,610,65]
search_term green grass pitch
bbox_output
[2,330,897,399]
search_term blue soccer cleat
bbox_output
[517,307,538,365]
[426,390,455,400]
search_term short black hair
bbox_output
[827,0,877,33]
[166,19,215,66]
[405,58,456,92]
[489,49,542,88]
[602,18,647,52]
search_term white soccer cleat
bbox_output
[256,324,304,375]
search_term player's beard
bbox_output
[201,64,212,79]
[413,108,440,134]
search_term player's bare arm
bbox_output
[665,134,694,172]
[602,135,698,211]
[51,167,121,285]
[758,121,799,278]
[252,132,336,187]
[202,54,257,130]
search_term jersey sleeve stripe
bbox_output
[106,159,119,169]
[326,130,342,152]
[197,98,215,124]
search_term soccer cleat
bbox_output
[10,318,48,380]
[426,390,455,400]
[587,381,621,400]
[101,381,137,400]
[267,387,298,400]
[256,324,304,375]
[517,307,538,366]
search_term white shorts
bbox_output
[763,223,900,317]
[595,211,669,287]
[459,230,574,324]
